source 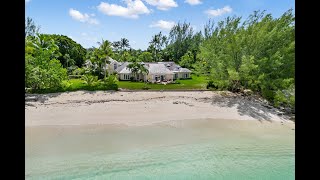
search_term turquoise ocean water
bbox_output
[26,119,294,180]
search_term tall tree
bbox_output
[25,33,67,90]
[41,34,87,68]
[165,22,195,62]
[25,17,40,37]
[119,38,130,61]
[148,32,167,61]
[127,60,148,81]
[197,9,295,108]
[97,39,114,78]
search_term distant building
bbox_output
[106,59,192,82]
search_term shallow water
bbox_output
[26,119,295,180]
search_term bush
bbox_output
[81,74,98,86]
[101,75,118,86]
[273,85,295,108]
[72,68,85,75]
[206,80,217,89]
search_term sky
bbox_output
[25,0,295,50]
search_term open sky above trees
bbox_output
[25,0,294,50]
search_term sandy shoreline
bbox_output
[25,91,293,127]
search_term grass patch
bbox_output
[31,79,118,94]
[29,75,208,93]
[117,75,208,90]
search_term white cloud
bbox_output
[97,0,150,19]
[69,8,100,25]
[25,0,31,3]
[185,0,202,5]
[81,32,87,36]
[149,20,176,30]
[205,6,232,17]
[145,0,178,11]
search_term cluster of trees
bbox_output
[25,18,118,92]
[197,9,295,108]
[25,9,295,109]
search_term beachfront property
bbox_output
[107,59,192,83]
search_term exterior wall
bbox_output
[165,74,174,81]
[119,73,147,81]
[178,72,191,79]
[147,74,174,82]
[136,73,146,81]
[119,73,132,81]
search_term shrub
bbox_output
[101,75,118,86]
[72,68,85,75]
[206,80,217,89]
[81,74,98,86]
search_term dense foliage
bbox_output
[41,34,87,68]
[197,9,295,108]
[25,34,67,91]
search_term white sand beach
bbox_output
[25,91,294,127]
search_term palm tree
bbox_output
[150,34,160,61]
[120,38,130,61]
[97,39,113,78]
[63,53,75,74]
[127,61,149,81]
[120,38,130,50]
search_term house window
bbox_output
[174,73,178,79]
[114,64,117,70]
[124,74,130,80]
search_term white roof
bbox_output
[118,67,132,74]
[179,68,192,73]
[148,64,174,74]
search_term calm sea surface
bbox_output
[26,119,295,180]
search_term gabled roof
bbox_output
[114,61,191,74]
[148,64,174,74]
[118,67,132,74]
[115,62,130,73]
[179,68,192,73]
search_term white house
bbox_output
[106,60,192,82]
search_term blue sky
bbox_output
[25,0,295,50]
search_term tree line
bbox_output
[25,9,294,109]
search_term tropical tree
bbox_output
[138,51,153,62]
[63,53,76,74]
[25,33,67,90]
[197,9,295,107]
[165,22,195,62]
[41,34,87,68]
[127,61,148,81]
[97,39,114,78]
[25,17,40,37]
[119,38,130,61]
[149,32,167,61]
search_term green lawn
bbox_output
[117,75,208,90]
[31,75,208,93]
